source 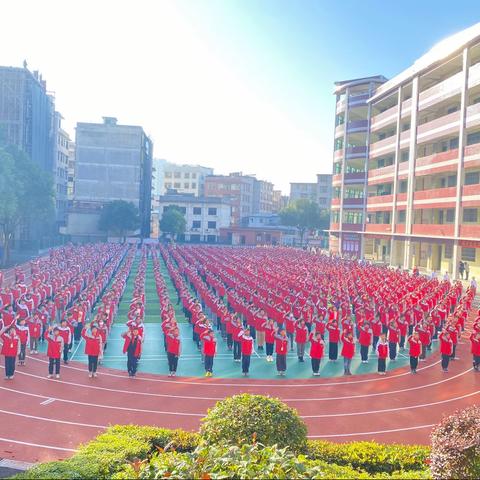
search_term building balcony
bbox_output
[459,224,480,239]
[462,183,480,207]
[368,164,395,185]
[332,174,342,186]
[335,123,345,138]
[415,148,459,176]
[366,194,394,211]
[334,149,343,161]
[366,223,392,233]
[411,224,455,236]
[341,223,363,232]
[464,142,480,166]
[348,93,370,107]
[413,186,457,208]
[347,119,369,132]
[395,224,406,234]
[344,172,366,183]
[369,130,409,159]
[466,102,480,130]
[370,98,412,133]
[417,110,460,144]
[345,145,367,159]
[396,192,407,203]
[343,198,364,208]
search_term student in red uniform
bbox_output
[231,316,243,362]
[27,315,42,354]
[309,330,324,376]
[58,319,72,365]
[295,319,308,363]
[200,328,217,377]
[82,323,102,378]
[45,326,64,379]
[407,331,421,374]
[274,328,288,376]
[469,331,480,372]
[238,327,254,376]
[358,322,372,363]
[15,318,30,366]
[122,327,142,378]
[166,327,180,377]
[1,325,19,379]
[341,331,355,376]
[388,321,400,361]
[376,333,389,375]
[326,320,340,361]
[439,330,453,373]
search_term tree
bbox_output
[98,200,140,241]
[159,205,186,240]
[280,199,330,246]
[0,145,54,266]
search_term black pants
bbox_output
[242,354,251,373]
[167,352,178,372]
[74,323,83,342]
[88,355,98,373]
[378,358,386,373]
[473,355,480,370]
[63,344,69,363]
[18,344,26,362]
[329,342,338,360]
[399,336,405,349]
[205,355,214,373]
[360,345,369,361]
[372,336,379,351]
[410,356,418,372]
[441,354,450,371]
[389,342,397,360]
[276,354,286,372]
[49,357,60,375]
[233,341,241,360]
[450,344,457,359]
[127,353,139,376]
[311,357,321,373]
[4,356,15,377]
[249,325,256,340]
[266,342,274,356]
[226,333,233,349]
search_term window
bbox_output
[446,209,455,223]
[397,210,406,223]
[184,183,189,189]
[463,208,478,222]
[192,220,201,228]
[334,138,343,151]
[193,207,202,215]
[165,182,172,189]
[165,172,172,178]
[174,182,181,189]
[444,244,453,259]
[207,221,216,229]
[191,182,197,189]
[461,247,476,262]
[192,173,197,179]
[208,207,217,215]
[184,172,190,178]
[465,172,480,185]
[467,131,480,145]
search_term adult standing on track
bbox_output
[82,323,102,378]
[122,327,143,378]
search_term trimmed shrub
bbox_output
[430,404,480,479]
[200,394,307,452]
[307,440,430,475]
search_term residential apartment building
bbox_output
[157,193,231,243]
[67,141,75,200]
[317,174,333,209]
[53,113,70,227]
[272,190,288,212]
[253,179,274,213]
[161,162,213,196]
[204,172,257,225]
[67,117,153,239]
[331,23,480,279]
[290,182,317,202]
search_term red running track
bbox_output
[1,336,479,465]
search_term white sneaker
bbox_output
[56,374,60,379]
[88,373,93,378]
[47,374,53,379]
[93,373,98,378]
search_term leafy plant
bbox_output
[98,200,141,240]
[159,205,186,239]
[200,394,307,453]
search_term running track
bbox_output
[1,327,479,464]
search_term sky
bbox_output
[1,0,479,194]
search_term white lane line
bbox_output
[70,339,83,361]
[0,386,204,417]
[0,408,105,429]
[0,436,77,452]
[24,355,442,388]
[0,366,473,402]
[39,398,55,406]
[300,389,480,417]
[308,423,435,438]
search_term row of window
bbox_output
[444,244,476,262]
[165,182,197,190]
[162,206,218,216]
[191,221,217,229]
[164,171,198,179]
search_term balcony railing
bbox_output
[459,224,480,239]
[415,148,459,170]
[343,198,364,207]
[347,119,369,131]
[413,186,457,203]
[331,198,341,206]
[345,145,367,158]
[367,194,394,205]
[411,224,455,236]
[341,223,363,232]
[366,223,391,233]
[368,164,395,183]
[344,172,366,182]
[330,222,340,231]
[417,110,460,144]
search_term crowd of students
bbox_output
[1,244,479,381]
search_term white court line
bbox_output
[0,385,205,417]
[0,365,473,402]
[0,436,77,452]
[69,338,83,361]
[39,398,55,406]
[0,408,105,429]
[24,355,442,388]
[308,423,435,438]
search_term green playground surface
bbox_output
[37,254,439,379]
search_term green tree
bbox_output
[0,145,54,266]
[159,205,186,240]
[98,200,140,241]
[280,199,330,246]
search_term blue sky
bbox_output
[1,0,479,193]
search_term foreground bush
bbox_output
[307,440,430,475]
[430,405,480,479]
[200,394,307,452]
